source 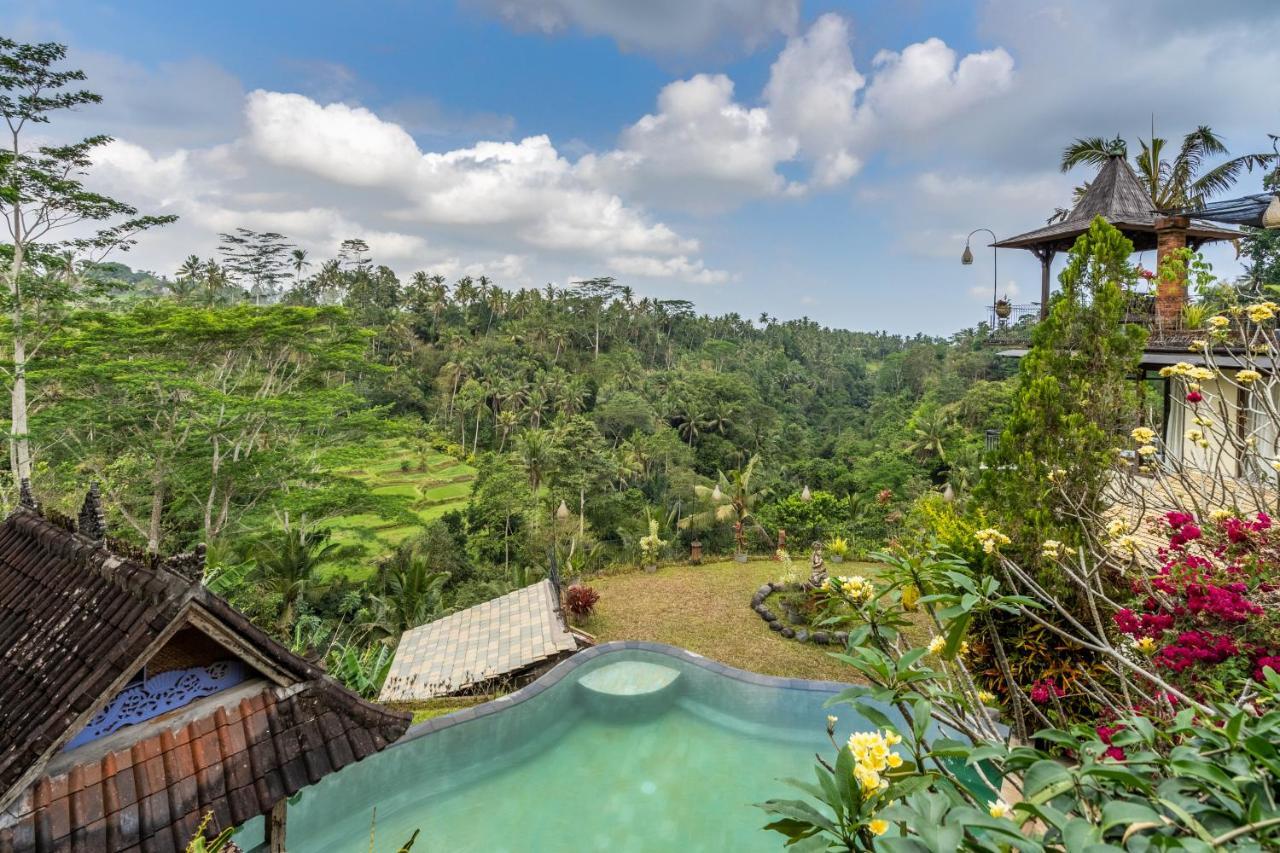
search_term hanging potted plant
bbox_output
[994,298,1013,319]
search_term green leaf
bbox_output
[852,701,898,734]
[1169,758,1236,791]
[1023,759,1073,803]
[1100,800,1160,831]
[757,799,839,834]
[942,611,972,659]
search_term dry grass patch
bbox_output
[581,559,885,683]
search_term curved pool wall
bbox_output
[240,642,905,851]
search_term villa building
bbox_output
[0,487,409,853]
[978,154,1280,473]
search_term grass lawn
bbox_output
[582,559,886,683]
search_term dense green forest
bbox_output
[8,240,1015,643]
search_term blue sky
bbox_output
[8,0,1279,334]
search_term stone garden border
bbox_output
[750,581,850,646]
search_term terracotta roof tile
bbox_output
[0,505,410,853]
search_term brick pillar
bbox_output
[1154,215,1189,326]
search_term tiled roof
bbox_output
[0,507,196,807]
[0,503,410,852]
[0,681,404,853]
[381,579,577,702]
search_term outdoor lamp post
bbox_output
[962,227,999,310]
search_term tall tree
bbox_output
[0,38,175,483]
[217,228,293,304]
[979,216,1147,556]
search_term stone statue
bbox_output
[807,541,827,589]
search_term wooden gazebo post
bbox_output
[268,799,287,852]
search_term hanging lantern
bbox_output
[800,485,812,502]
[1264,195,1280,230]
[556,500,570,521]
[711,484,722,502]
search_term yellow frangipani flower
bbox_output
[989,800,1012,819]
[1248,303,1275,323]
[1130,426,1156,444]
[1237,369,1262,384]
[974,528,1010,554]
[927,635,945,654]
[1208,315,1230,329]
[868,819,889,836]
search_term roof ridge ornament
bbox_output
[77,482,108,542]
[18,478,39,512]
[160,542,207,583]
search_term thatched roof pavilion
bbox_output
[992,155,1240,317]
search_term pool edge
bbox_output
[398,640,855,744]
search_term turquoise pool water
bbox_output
[246,645,893,852]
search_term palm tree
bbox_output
[367,552,450,637]
[679,455,770,550]
[290,248,309,282]
[496,410,519,452]
[1057,127,1275,219]
[249,515,337,634]
[516,429,550,492]
[905,408,950,463]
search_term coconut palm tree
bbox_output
[366,552,450,637]
[290,248,309,281]
[1057,127,1275,220]
[249,515,337,635]
[905,408,950,463]
[679,455,770,549]
[516,429,551,492]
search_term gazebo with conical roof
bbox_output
[993,155,1241,318]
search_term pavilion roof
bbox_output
[993,156,1241,254]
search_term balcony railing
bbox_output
[983,292,1231,350]
[985,303,1041,344]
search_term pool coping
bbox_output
[398,640,854,745]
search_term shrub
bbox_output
[757,545,1280,850]
[563,583,600,620]
[827,535,850,558]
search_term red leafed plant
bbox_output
[563,584,600,620]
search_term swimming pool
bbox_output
[244,642,894,851]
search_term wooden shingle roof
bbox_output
[0,503,409,852]
[994,155,1240,254]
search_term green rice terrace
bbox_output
[320,438,476,580]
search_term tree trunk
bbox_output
[147,476,165,555]
[8,222,32,484]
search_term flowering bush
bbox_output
[1108,509,1279,701]
[757,545,1280,850]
